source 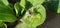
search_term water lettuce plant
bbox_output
[0,0,46,28]
[0,0,60,28]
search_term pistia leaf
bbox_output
[0,21,3,26]
[15,23,36,28]
[19,0,25,8]
[0,23,7,28]
[21,5,46,27]
[14,0,26,16]
[27,0,45,6]
[57,0,60,13]
[0,0,9,6]
[14,2,26,17]
[14,3,19,15]
[14,0,33,16]
[0,4,16,22]
[0,21,7,28]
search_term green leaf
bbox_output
[14,0,33,16]
[0,4,16,22]
[0,21,7,28]
[0,23,7,28]
[21,5,46,27]
[19,0,25,8]
[0,0,9,6]
[15,23,36,28]
[57,1,60,13]
[0,21,3,26]
[0,0,13,9]
[14,3,24,16]
[27,0,45,6]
